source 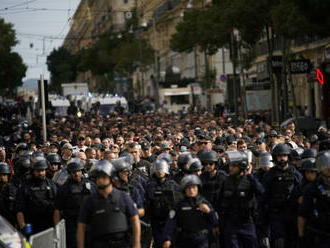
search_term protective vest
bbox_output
[90,189,128,239]
[201,171,226,205]
[119,183,138,205]
[0,183,17,222]
[221,175,255,219]
[149,179,180,221]
[176,196,209,234]
[63,180,92,219]
[309,181,330,233]
[27,178,55,217]
[268,167,295,209]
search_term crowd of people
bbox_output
[0,112,329,248]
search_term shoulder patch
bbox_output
[169,210,176,219]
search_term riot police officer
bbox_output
[171,152,193,183]
[300,158,318,192]
[298,152,330,248]
[46,153,62,179]
[186,158,203,176]
[16,159,57,234]
[146,159,181,248]
[217,151,264,248]
[163,175,219,248]
[12,142,28,165]
[262,143,303,248]
[254,152,274,181]
[12,155,31,188]
[54,158,96,248]
[112,157,145,217]
[77,160,141,248]
[0,162,17,225]
[200,150,227,207]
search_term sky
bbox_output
[0,0,81,81]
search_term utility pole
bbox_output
[152,18,160,111]
[40,74,47,143]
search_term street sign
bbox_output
[220,74,227,82]
[289,59,312,74]
[270,56,282,73]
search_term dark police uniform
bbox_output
[0,181,17,225]
[116,181,144,210]
[16,175,57,233]
[217,174,264,248]
[298,177,330,248]
[163,195,218,248]
[78,187,138,248]
[262,165,302,247]
[146,176,181,248]
[200,170,227,206]
[55,178,97,248]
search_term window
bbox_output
[170,95,189,105]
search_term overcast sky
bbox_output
[0,0,81,81]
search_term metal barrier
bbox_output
[29,220,66,248]
[29,227,55,248]
[55,220,66,248]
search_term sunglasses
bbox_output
[79,138,85,141]
[203,162,215,166]
[199,142,209,145]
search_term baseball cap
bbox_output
[141,142,151,150]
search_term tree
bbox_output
[46,47,78,92]
[78,32,154,78]
[0,18,27,93]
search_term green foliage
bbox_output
[46,47,78,92]
[0,18,26,93]
[78,32,154,77]
[170,8,228,55]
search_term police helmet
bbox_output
[158,152,173,164]
[316,151,330,172]
[301,148,317,159]
[181,174,202,189]
[111,157,131,172]
[258,152,274,168]
[16,143,28,152]
[23,150,34,158]
[67,158,84,172]
[200,150,219,163]
[242,149,253,164]
[151,159,170,175]
[47,153,62,165]
[32,159,49,170]
[272,143,291,157]
[0,162,11,174]
[290,147,304,161]
[224,150,249,170]
[15,156,31,170]
[301,158,318,172]
[31,151,46,164]
[121,153,135,166]
[86,159,98,172]
[92,160,114,178]
[187,158,203,172]
[178,152,193,171]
